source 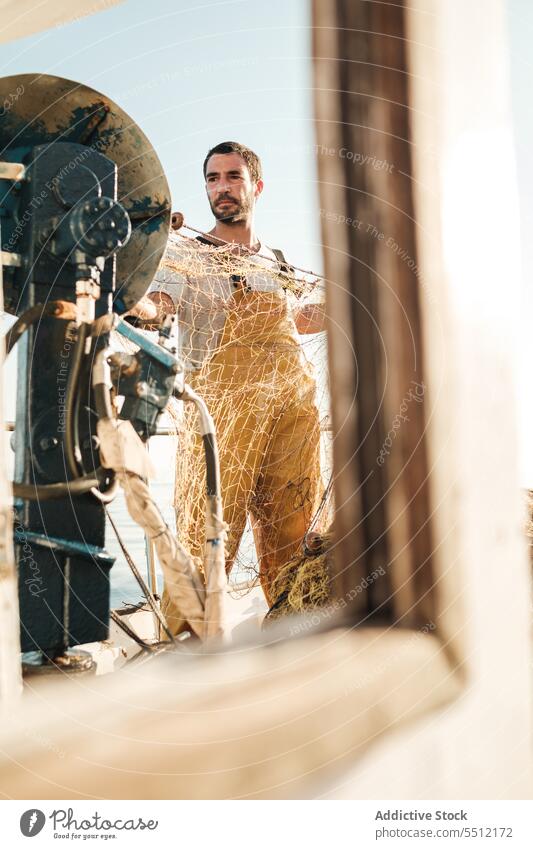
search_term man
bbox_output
[148,141,325,629]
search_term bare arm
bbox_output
[293,302,326,334]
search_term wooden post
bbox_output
[0,258,22,708]
[313,0,435,629]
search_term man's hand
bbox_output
[293,302,326,334]
[123,292,175,327]
[124,295,157,321]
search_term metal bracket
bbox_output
[0,161,25,181]
[0,251,21,267]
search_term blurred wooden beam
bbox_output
[313,0,435,628]
[0,0,125,45]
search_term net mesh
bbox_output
[264,530,334,621]
[155,232,334,594]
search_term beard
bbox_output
[209,192,253,223]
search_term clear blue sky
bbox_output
[0,0,322,271]
[2,0,531,484]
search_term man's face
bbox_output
[205,152,262,223]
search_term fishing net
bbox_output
[263,530,334,622]
[150,229,334,606]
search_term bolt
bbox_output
[39,437,59,451]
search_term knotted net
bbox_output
[152,230,333,607]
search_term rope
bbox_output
[105,506,176,645]
[109,609,153,653]
[176,222,327,284]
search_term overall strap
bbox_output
[270,247,296,291]
[271,247,293,276]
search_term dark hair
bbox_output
[203,141,262,183]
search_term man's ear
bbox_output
[254,179,264,200]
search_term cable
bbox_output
[89,472,119,504]
[7,320,116,503]
[63,332,118,504]
[5,307,99,501]
[105,507,177,645]
[109,609,153,654]
[89,348,118,503]
[64,321,88,479]
[4,301,77,356]
[5,304,45,356]
[4,303,109,496]
[174,386,220,500]
[202,432,220,497]
[12,326,111,502]
[93,382,113,420]
[12,473,100,500]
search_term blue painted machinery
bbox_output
[0,74,172,669]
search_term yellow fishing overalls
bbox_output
[157,244,322,630]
